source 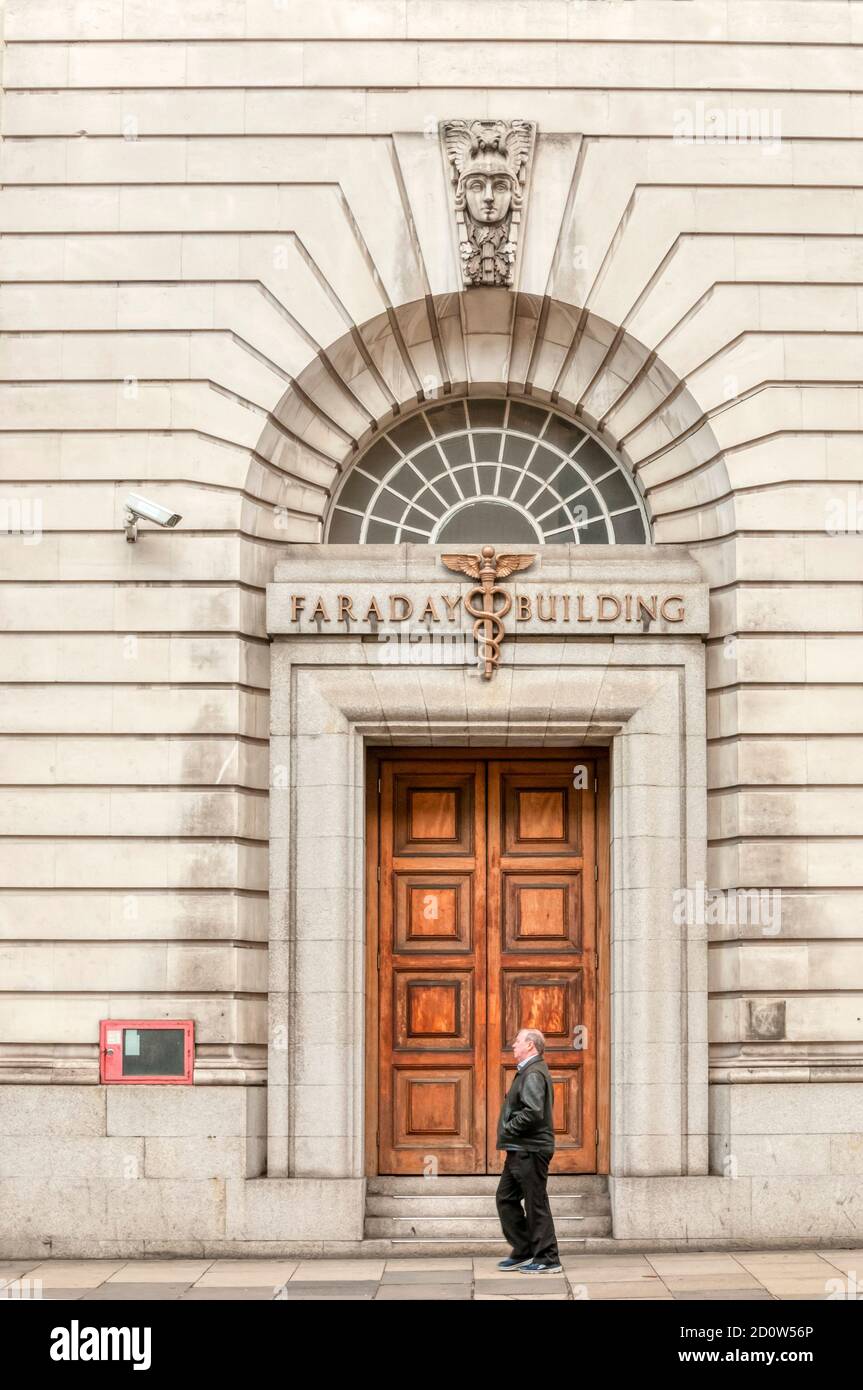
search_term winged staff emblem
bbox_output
[441,545,535,679]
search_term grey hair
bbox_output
[522,1028,545,1055]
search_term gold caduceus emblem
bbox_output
[441,545,535,679]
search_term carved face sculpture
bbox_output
[461,154,516,224]
[442,119,535,287]
[464,172,513,224]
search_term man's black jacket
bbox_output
[495,1054,555,1154]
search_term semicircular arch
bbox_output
[251,288,729,548]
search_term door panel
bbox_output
[393,771,476,856]
[377,753,599,1175]
[394,872,473,953]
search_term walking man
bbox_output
[495,1027,562,1273]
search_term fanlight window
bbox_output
[324,399,649,545]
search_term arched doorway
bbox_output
[263,292,711,1200]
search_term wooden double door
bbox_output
[368,749,607,1175]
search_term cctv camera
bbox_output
[124,492,182,543]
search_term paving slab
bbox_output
[475,1277,567,1295]
[384,1258,472,1271]
[510,1293,570,1300]
[274,1284,377,1300]
[375,1284,471,1299]
[662,1273,764,1292]
[181,1287,282,1301]
[563,1262,659,1283]
[24,1262,128,1289]
[818,1252,863,1275]
[196,1263,298,1287]
[736,1253,834,1270]
[0,1263,42,1283]
[577,1281,672,1300]
[107,1262,212,1284]
[289,1260,385,1281]
[767,1280,850,1299]
[672,1290,775,1301]
[646,1254,748,1275]
[11,1289,88,1301]
[82,1283,192,1301]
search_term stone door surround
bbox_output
[266,544,709,1182]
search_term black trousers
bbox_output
[495,1149,559,1263]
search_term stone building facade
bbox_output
[1,1,861,1255]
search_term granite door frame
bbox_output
[266,634,708,1184]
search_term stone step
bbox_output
[366,1193,611,1217]
[358,1236,613,1257]
[363,1215,612,1240]
[367,1175,609,1196]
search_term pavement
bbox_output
[1,1250,861,1300]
